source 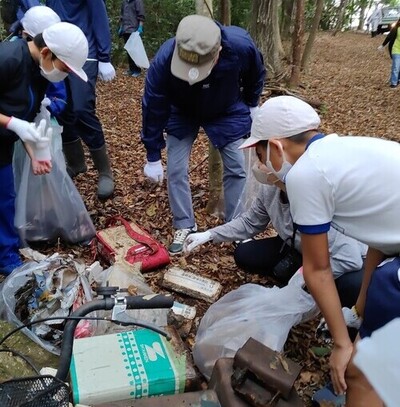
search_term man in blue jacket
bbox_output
[23,0,116,199]
[141,15,266,254]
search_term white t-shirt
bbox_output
[286,134,400,255]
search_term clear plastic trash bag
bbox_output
[124,31,150,69]
[193,270,319,379]
[13,106,96,245]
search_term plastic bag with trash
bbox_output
[13,104,96,245]
[193,269,319,379]
[0,251,97,355]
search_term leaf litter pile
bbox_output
[5,32,400,405]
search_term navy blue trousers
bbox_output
[0,164,21,268]
[59,60,105,149]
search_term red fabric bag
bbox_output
[96,216,170,272]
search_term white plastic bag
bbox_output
[124,31,150,69]
[193,271,319,379]
[0,256,96,355]
[13,107,96,245]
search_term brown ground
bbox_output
[5,31,399,405]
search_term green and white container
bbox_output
[70,328,191,405]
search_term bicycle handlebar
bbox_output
[56,294,173,381]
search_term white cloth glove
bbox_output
[249,106,259,120]
[6,116,40,143]
[30,119,53,161]
[41,97,51,107]
[378,45,384,52]
[184,231,212,253]
[98,61,116,82]
[144,160,164,183]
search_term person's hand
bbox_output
[330,342,353,395]
[31,159,52,175]
[377,45,384,52]
[137,25,144,35]
[31,119,53,162]
[144,160,164,183]
[6,117,40,143]
[41,97,51,108]
[98,62,116,82]
[249,106,259,120]
[184,231,212,253]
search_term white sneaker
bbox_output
[168,226,197,254]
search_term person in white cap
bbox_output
[20,5,67,119]
[0,21,88,276]
[239,95,400,406]
[23,0,117,200]
[141,14,266,255]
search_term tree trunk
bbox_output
[280,0,295,40]
[289,0,305,88]
[250,0,282,78]
[358,2,369,31]
[332,0,349,36]
[301,0,324,73]
[220,0,231,26]
[194,0,224,219]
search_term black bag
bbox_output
[272,226,302,284]
[0,0,18,25]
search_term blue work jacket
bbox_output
[141,24,266,162]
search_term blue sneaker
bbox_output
[0,260,23,276]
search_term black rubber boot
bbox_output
[89,145,114,200]
[63,139,87,178]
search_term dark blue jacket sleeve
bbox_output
[87,0,112,62]
[45,82,67,118]
[141,39,174,162]
[234,28,266,107]
[16,0,39,21]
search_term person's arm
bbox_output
[135,0,145,29]
[355,247,385,317]
[236,29,266,107]
[45,82,67,118]
[141,40,174,162]
[301,232,353,395]
[88,0,112,62]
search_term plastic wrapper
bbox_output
[193,270,319,379]
[0,254,97,355]
[13,105,96,245]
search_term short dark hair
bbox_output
[33,33,57,60]
[288,130,315,144]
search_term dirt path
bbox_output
[304,31,399,141]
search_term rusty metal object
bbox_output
[232,338,301,400]
[208,358,250,407]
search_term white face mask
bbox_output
[265,140,292,182]
[40,57,68,83]
[251,161,280,185]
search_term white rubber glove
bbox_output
[30,119,53,161]
[144,160,164,183]
[249,106,259,120]
[377,45,384,52]
[98,61,116,82]
[6,116,40,142]
[184,231,212,253]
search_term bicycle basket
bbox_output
[0,375,69,407]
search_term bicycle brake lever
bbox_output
[111,299,171,340]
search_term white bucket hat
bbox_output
[240,96,321,149]
[21,6,61,37]
[42,22,88,82]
